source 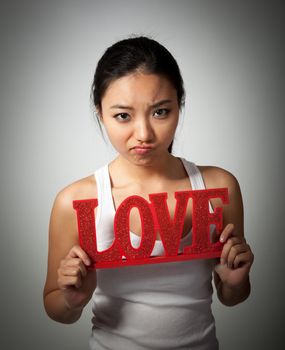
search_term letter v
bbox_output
[149,191,191,256]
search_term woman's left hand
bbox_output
[214,224,254,289]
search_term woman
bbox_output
[43,36,254,349]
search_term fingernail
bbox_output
[85,259,91,266]
[220,236,224,242]
[220,258,225,265]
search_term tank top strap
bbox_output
[180,157,214,213]
[180,157,206,190]
[93,164,116,248]
[95,164,114,206]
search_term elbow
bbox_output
[217,279,251,307]
[219,294,250,307]
[43,291,82,324]
[43,302,81,324]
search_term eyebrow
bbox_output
[110,99,173,110]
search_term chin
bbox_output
[126,154,157,167]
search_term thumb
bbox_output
[214,262,226,276]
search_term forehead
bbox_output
[102,73,176,105]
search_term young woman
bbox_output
[43,36,254,350]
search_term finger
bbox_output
[60,266,86,279]
[58,275,82,289]
[233,250,254,269]
[219,224,235,243]
[67,245,91,266]
[60,258,87,277]
[220,236,244,265]
[227,243,250,269]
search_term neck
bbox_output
[110,153,181,186]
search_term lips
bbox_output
[132,145,154,154]
[132,144,154,149]
[133,146,153,150]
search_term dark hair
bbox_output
[90,35,185,153]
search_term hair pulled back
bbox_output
[90,35,185,153]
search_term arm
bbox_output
[212,170,254,306]
[43,188,96,324]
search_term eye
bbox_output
[153,108,170,118]
[114,113,130,122]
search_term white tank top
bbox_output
[89,157,219,350]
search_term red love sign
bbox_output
[73,188,229,268]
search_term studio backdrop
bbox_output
[0,1,284,349]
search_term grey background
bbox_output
[0,0,284,349]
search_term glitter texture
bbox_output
[114,195,156,260]
[73,188,229,269]
[149,191,191,256]
[73,199,121,265]
[183,188,229,255]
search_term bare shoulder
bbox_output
[47,174,98,256]
[44,174,98,298]
[51,174,98,220]
[197,165,241,195]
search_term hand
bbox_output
[214,224,254,289]
[57,245,97,311]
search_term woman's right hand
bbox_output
[57,245,97,312]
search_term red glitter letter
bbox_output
[73,188,230,268]
[73,199,121,266]
[183,188,229,257]
[114,195,156,260]
[149,191,191,256]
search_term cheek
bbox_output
[102,123,116,143]
[107,130,121,144]
[161,118,179,138]
[104,124,129,149]
[171,117,179,131]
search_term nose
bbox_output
[134,118,154,143]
